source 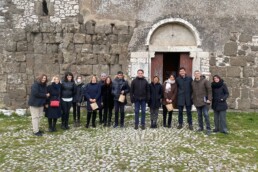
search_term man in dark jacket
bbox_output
[98,73,107,125]
[130,69,150,130]
[192,70,212,134]
[112,71,130,128]
[176,67,193,130]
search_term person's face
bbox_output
[214,77,220,83]
[106,78,111,84]
[169,75,175,81]
[153,77,159,83]
[179,69,186,77]
[92,77,97,83]
[194,71,201,79]
[67,75,72,81]
[137,71,144,78]
[77,77,82,82]
[54,77,59,84]
[101,75,106,81]
[41,76,47,83]
[117,74,123,79]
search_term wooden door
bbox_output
[180,53,193,77]
[151,53,163,83]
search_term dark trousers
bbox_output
[214,110,227,133]
[48,118,57,130]
[86,111,97,127]
[162,105,173,127]
[134,100,146,126]
[114,101,125,126]
[99,107,103,124]
[61,100,72,127]
[72,102,81,121]
[178,105,192,125]
[103,106,113,125]
[196,105,211,130]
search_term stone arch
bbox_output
[146,18,202,47]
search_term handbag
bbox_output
[90,102,99,110]
[118,94,126,103]
[166,103,173,112]
[50,100,60,107]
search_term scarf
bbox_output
[165,79,175,93]
[211,79,224,88]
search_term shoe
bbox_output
[134,125,138,130]
[113,125,118,128]
[85,124,89,128]
[189,125,193,130]
[34,131,43,136]
[65,125,70,130]
[141,125,145,130]
[92,124,96,128]
[196,128,203,132]
[177,124,183,129]
[206,130,211,135]
[61,125,66,130]
[222,131,228,134]
[103,123,107,127]
[120,125,124,128]
[107,123,111,127]
[39,130,44,134]
[213,129,219,133]
[167,125,171,128]
[48,128,54,132]
[53,127,57,132]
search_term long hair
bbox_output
[104,76,112,86]
[64,72,74,82]
[36,74,48,85]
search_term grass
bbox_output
[0,111,258,171]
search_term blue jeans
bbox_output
[134,100,146,126]
[196,105,211,130]
[178,105,192,125]
[114,101,125,126]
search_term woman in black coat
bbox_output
[101,77,114,127]
[148,76,162,128]
[73,76,84,127]
[211,75,229,134]
[47,76,62,132]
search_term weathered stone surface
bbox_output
[210,66,226,77]
[226,67,241,77]
[74,44,83,53]
[241,45,249,51]
[93,45,109,54]
[246,53,256,63]
[3,63,20,73]
[13,29,26,41]
[238,50,246,56]
[108,35,118,44]
[0,76,7,92]
[230,56,246,66]
[43,33,58,43]
[209,55,216,66]
[85,35,92,44]
[5,40,16,52]
[98,54,111,64]
[250,99,258,109]
[81,44,93,53]
[118,34,131,44]
[34,43,46,54]
[76,65,93,75]
[92,65,109,76]
[74,33,86,43]
[237,98,250,110]
[113,25,129,35]
[85,20,95,34]
[250,46,258,51]
[33,33,42,43]
[110,44,122,54]
[241,86,249,99]
[239,33,252,43]
[40,23,55,33]
[224,42,237,56]
[231,88,240,99]
[95,24,112,34]
[47,44,59,54]
[243,67,255,77]
[63,52,77,64]
[16,41,28,51]
[15,53,26,62]
[78,53,97,65]
[110,64,122,75]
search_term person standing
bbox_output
[192,71,212,135]
[112,71,130,128]
[130,69,150,130]
[162,74,177,128]
[98,73,107,125]
[176,67,193,130]
[211,75,229,134]
[84,75,101,128]
[73,76,84,127]
[102,76,114,127]
[46,76,62,132]
[61,72,76,130]
[148,76,163,128]
[28,74,50,136]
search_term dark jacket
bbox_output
[130,77,150,103]
[176,76,193,106]
[74,82,84,103]
[112,78,130,104]
[162,80,177,107]
[83,83,101,111]
[46,83,62,119]
[61,81,76,99]
[192,77,212,107]
[28,81,48,107]
[148,82,163,109]
[102,84,114,109]
[211,80,229,111]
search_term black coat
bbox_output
[112,78,130,104]
[130,77,150,103]
[211,80,229,111]
[61,81,76,99]
[74,83,84,103]
[102,84,114,109]
[148,82,163,109]
[28,81,47,107]
[176,76,193,106]
[46,83,62,119]
[83,83,101,111]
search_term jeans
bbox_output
[196,105,211,130]
[134,100,146,126]
[162,105,173,127]
[61,100,72,125]
[178,105,192,125]
[150,108,159,123]
[114,101,125,126]
[214,110,228,133]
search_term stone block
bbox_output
[5,40,16,52]
[74,33,86,43]
[118,34,131,44]
[34,43,46,54]
[93,45,109,54]
[15,53,26,62]
[85,35,92,44]
[224,42,237,56]
[238,50,246,56]
[85,20,95,34]
[251,46,258,51]
[76,65,93,75]
[246,53,256,63]
[209,55,216,66]
[226,67,241,77]
[3,63,20,73]
[110,64,122,75]
[241,87,249,99]
[108,34,118,44]
[98,54,112,64]
[81,44,93,53]
[241,45,249,51]
[231,88,240,99]
[250,99,258,109]
[40,22,55,33]
[230,56,246,66]
[243,67,255,77]
[239,33,252,43]
[63,52,77,64]
[34,64,60,77]
[113,25,129,35]
[95,24,112,34]
[237,98,250,110]
[33,33,42,43]
[92,65,109,76]
[19,63,27,73]
[110,44,122,54]
[26,54,34,74]
[47,44,59,54]
[79,53,97,65]
[0,76,7,92]
[210,66,226,77]
[13,29,26,41]
[17,41,28,52]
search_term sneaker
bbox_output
[189,125,193,130]
[177,124,183,129]
[134,125,139,130]
[34,131,43,136]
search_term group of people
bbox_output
[28,67,229,136]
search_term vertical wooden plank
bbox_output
[151,53,163,83]
[180,53,193,77]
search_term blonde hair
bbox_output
[89,75,98,83]
[51,75,60,83]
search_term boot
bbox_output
[92,111,97,128]
[86,112,91,128]
[61,120,66,130]
[150,120,154,128]
[48,119,53,132]
[65,120,70,130]
[53,119,57,132]
[153,120,157,128]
